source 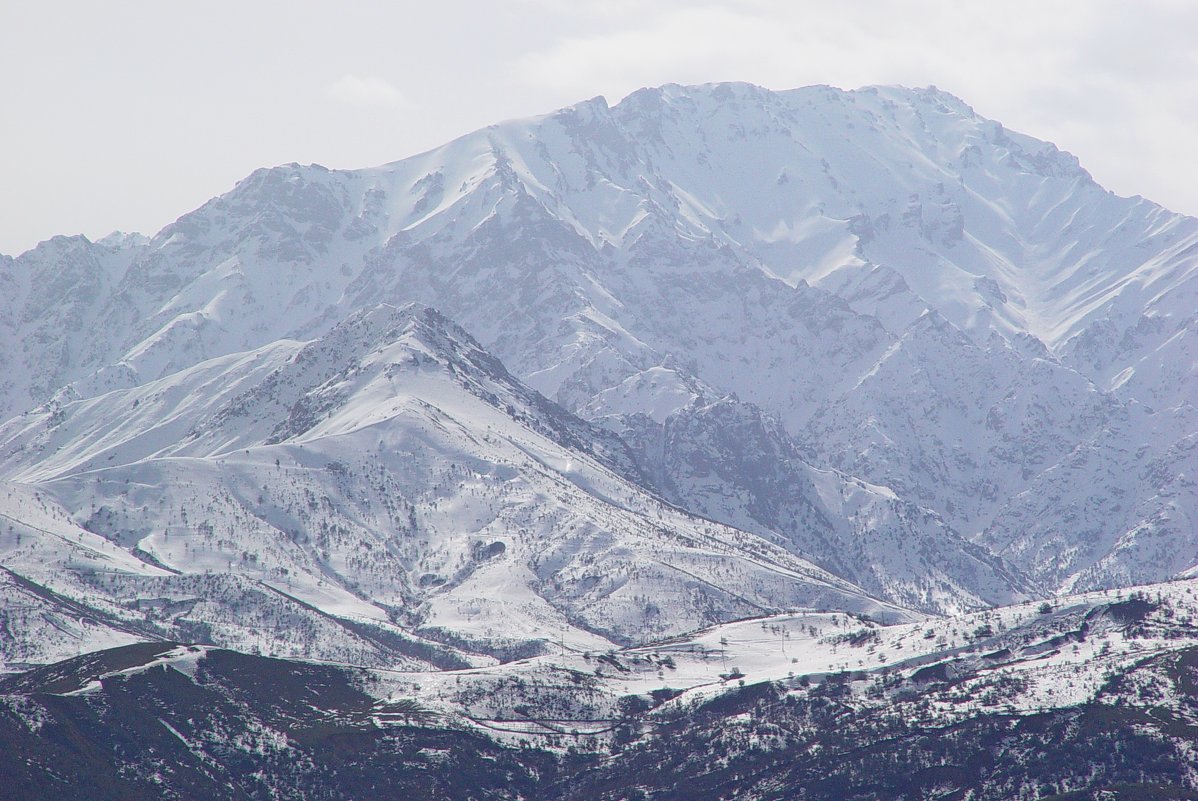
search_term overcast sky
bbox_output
[2,1,1196,256]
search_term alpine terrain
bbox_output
[2,81,1196,799]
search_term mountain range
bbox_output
[2,80,1197,797]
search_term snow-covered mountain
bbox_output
[4,80,1198,799]
[2,303,935,670]
[2,80,1196,655]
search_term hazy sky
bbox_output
[3,1,1196,256]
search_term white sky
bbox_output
[2,0,1196,256]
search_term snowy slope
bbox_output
[982,404,1198,592]
[373,576,1198,751]
[0,304,917,668]
[804,310,1117,535]
[0,479,477,672]
[606,393,1034,614]
[28,573,1189,759]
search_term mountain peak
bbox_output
[327,302,469,354]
